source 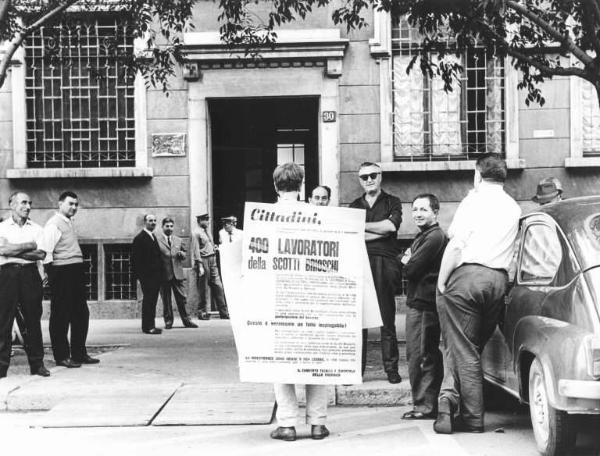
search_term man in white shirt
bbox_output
[0,192,49,378]
[433,154,521,435]
[218,216,243,244]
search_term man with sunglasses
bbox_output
[350,162,403,384]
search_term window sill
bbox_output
[380,159,525,172]
[565,157,600,167]
[6,167,153,179]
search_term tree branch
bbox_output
[506,46,587,78]
[0,0,79,88]
[506,0,594,65]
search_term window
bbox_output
[580,81,600,157]
[43,244,98,301]
[518,224,562,285]
[104,244,137,300]
[23,17,135,169]
[391,19,504,161]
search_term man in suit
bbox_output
[158,217,198,329]
[131,214,163,335]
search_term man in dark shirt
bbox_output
[401,194,447,419]
[350,162,403,383]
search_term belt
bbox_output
[461,263,507,275]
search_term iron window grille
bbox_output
[23,17,135,168]
[104,244,137,300]
[391,18,505,161]
[43,244,98,301]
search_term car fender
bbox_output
[514,315,590,409]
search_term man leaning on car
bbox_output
[433,153,521,435]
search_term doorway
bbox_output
[209,97,319,234]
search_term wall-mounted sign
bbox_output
[322,111,336,123]
[152,133,187,157]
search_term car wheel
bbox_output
[528,358,575,456]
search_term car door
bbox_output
[502,217,565,391]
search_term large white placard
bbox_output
[232,201,365,385]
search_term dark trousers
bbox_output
[437,264,507,428]
[48,262,90,362]
[406,307,443,414]
[362,255,400,374]
[140,279,161,331]
[198,255,228,318]
[161,278,191,325]
[0,264,44,377]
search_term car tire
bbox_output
[528,358,575,456]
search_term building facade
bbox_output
[1,5,599,316]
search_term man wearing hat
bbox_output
[532,177,563,206]
[218,216,243,244]
[191,214,229,320]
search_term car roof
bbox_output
[524,196,600,271]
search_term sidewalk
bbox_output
[0,317,412,418]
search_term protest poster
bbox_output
[229,201,366,385]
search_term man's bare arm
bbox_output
[437,238,462,294]
[0,238,37,256]
[365,232,386,241]
[16,249,46,261]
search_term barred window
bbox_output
[105,244,137,300]
[43,244,98,301]
[23,17,135,168]
[392,19,505,161]
[581,81,600,157]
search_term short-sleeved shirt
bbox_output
[191,227,216,261]
[448,181,521,271]
[0,217,44,265]
[350,190,403,258]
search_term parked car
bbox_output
[482,196,600,456]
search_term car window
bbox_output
[519,224,562,285]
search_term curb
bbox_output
[336,380,412,406]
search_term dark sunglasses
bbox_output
[359,172,380,181]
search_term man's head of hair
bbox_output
[273,162,304,192]
[475,153,507,183]
[413,193,440,213]
[144,214,156,223]
[59,191,78,202]
[162,217,174,227]
[358,162,381,173]
[8,191,24,206]
[312,185,331,199]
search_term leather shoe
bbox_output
[270,426,296,441]
[402,410,436,420]
[311,425,330,440]
[143,328,162,335]
[56,359,81,368]
[165,321,173,330]
[387,371,402,384]
[198,312,210,321]
[220,314,230,320]
[455,419,484,433]
[183,320,198,328]
[74,355,100,364]
[433,397,454,434]
[30,365,51,377]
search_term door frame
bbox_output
[187,66,341,234]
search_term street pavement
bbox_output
[1,319,600,455]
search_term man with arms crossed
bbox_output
[401,194,447,420]
[433,153,520,434]
[43,191,98,367]
[0,192,49,377]
[350,162,402,384]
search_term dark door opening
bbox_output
[209,97,319,235]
